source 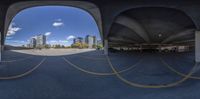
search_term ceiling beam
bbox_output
[115,15,150,43]
[172,39,194,44]
[162,29,195,43]
[110,26,144,42]
[109,37,137,43]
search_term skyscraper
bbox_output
[85,35,96,48]
[36,34,46,48]
[97,40,102,45]
[93,36,97,46]
[29,34,46,48]
[30,37,36,48]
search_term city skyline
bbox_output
[73,35,99,48]
[27,34,99,48]
[5,6,101,47]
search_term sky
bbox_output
[5,6,101,46]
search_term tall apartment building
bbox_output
[85,35,96,48]
[29,37,36,48]
[29,34,46,48]
[36,34,46,48]
[97,40,102,45]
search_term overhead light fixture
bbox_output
[158,33,162,38]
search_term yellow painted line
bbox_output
[0,57,46,80]
[160,57,200,79]
[106,55,198,88]
[74,54,139,61]
[62,56,142,76]
[76,55,106,60]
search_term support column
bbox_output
[195,31,200,63]
[104,39,108,55]
[0,34,2,62]
[0,45,1,62]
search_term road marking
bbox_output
[74,55,106,60]
[0,57,46,80]
[160,57,200,79]
[0,50,47,80]
[62,56,142,76]
[106,55,199,88]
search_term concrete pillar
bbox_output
[1,45,4,51]
[0,46,3,62]
[104,39,108,55]
[195,31,200,63]
[0,34,2,62]
[0,45,1,62]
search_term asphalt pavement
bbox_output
[0,49,199,99]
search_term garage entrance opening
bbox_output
[4,6,102,57]
[1,6,102,79]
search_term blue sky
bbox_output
[5,6,101,46]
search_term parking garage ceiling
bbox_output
[0,0,200,47]
[109,7,196,46]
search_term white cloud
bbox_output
[5,40,27,47]
[7,23,22,36]
[49,40,57,43]
[6,37,13,40]
[67,35,76,40]
[14,40,26,43]
[52,19,64,27]
[44,32,51,36]
[53,22,64,27]
[6,40,27,44]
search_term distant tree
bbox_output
[97,44,103,50]
[61,45,65,48]
[82,43,89,48]
[36,44,43,49]
[55,44,61,48]
[92,44,97,48]
[44,44,50,49]
[65,46,71,49]
[71,43,78,48]
[71,42,88,49]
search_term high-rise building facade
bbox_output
[30,37,36,48]
[97,40,102,45]
[85,35,96,48]
[93,36,97,46]
[29,34,46,48]
[36,34,46,48]
[72,35,97,49]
